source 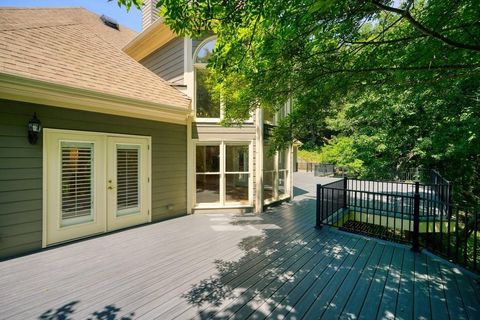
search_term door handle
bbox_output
[108,180,115,190]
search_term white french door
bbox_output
[44,129,151,246]
[106,136,150,231]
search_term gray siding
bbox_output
[141,0,159,30]
[140,37,184,85]
[0,99,187,259]
[192,123,256,141]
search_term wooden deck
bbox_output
[1,172,479,320]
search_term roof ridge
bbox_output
[0,22,81,32]
[0,7,85,10]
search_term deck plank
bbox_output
[376,246,405,320]
[413,253,432,320]
[0,172,478,320]
[395,248,415,320]
[303,238,377,319]
[357,244,395,319]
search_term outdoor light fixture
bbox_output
[27,113,42,145]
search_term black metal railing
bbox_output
[316,177,479,273]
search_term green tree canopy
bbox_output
[117,0,480,204]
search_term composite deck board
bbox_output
[338,243,386,319]
[207,231,337,319]
[144,215,324,318]
[0,172,479,320]
[302,240,377,319]
[281,237,364,319]
[82,207,318,319]
[321,241,382,319]
[395,247,416,320]
[438,260,468,320]
[427,255,449,320]
[259,235,354,320]
[414,253,432,319]
[137,228,322,319]
[357,245,395,320]
[376,246,405,320]
[243,234,352,320]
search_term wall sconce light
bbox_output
[28,113,42,145]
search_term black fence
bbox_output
[316,177,479,273]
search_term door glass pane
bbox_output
[263,145,275,171]
[226,145,249,172]
[196,145,220,172]
[225,173,249,204]
[279,149,287,170]
[61,142,94,226]
[279,170,287,196]
[264,171,274,202]
[196,68,220,118]
[196,174,220,203]
[117,145,140,216]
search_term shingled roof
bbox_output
[0,7,190,110]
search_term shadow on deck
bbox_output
[0,172,478,319]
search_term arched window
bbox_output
[194,37,220,119]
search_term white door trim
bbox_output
[42,128,152,247]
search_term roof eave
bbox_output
[0,73,191,125]
[123,18,177,61]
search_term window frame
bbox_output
[193,36,222,122]
[194,140,253,208]
[263,147,291,206]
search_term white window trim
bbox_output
[263,148,292,206]
[193,140,254,208]
[192,36,254,124]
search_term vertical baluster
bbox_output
[474,209,478,272]
[463,209,468,266]
[455,208,460,263]
[316,184,321,228]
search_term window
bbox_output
[263,145,290,204]
[195,142,251,206]
[61,142,94,226]
[194,37,220,119]
[263,146,276,202]
[225,145,249,204]
[196,145,221,204]
[116,145,140,216]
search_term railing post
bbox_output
[316,184,322,229]
[448,182,453,217]
[412,181,421,252]
[343,177,348,210]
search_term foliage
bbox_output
[117,0,480,204]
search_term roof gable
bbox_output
[0,7,190,111]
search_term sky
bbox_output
[0,0,142,31]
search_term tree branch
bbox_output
[371,0,480,52]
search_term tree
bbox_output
[116,0,480,204]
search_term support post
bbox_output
[316,184,322,229]
[448,182,453,218]
[343,177,348,210]
[412,181,421,252]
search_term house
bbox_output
[128,1,294,214]
[0,5,293,260]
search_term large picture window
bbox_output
[195,142,251,207]
[194,37,220,119]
